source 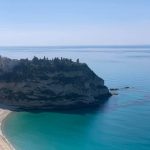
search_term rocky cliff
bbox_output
[0,56,111,110]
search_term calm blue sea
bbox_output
[2,46,150,150]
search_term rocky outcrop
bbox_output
[0,56,111,110]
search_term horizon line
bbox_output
[0,45,150,48]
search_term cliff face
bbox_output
[0,56,111,110]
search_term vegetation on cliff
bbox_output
[0,57,94,82]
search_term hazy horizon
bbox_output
[0,44,150,48]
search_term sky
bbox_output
[0,0,150,46]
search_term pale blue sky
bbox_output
[0,0,150,46]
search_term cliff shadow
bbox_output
[0,97,110,115]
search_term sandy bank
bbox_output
[0,109,15,150]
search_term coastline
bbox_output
[0,109,15,150]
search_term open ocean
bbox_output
[2,46,150,150]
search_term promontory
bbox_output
[0,56,111,110]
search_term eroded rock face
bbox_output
[0,56,111,110]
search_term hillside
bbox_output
[0,56,111,110]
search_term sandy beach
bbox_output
[0,109,15,150]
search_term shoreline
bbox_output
[0,109,15,150]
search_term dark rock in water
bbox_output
[124,86,130,89]
[110,88,119,91]
[0,56,111,110]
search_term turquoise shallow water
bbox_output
[2,46,150,150]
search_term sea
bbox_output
[1,46,150,150]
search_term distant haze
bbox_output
[0,0,150,46]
